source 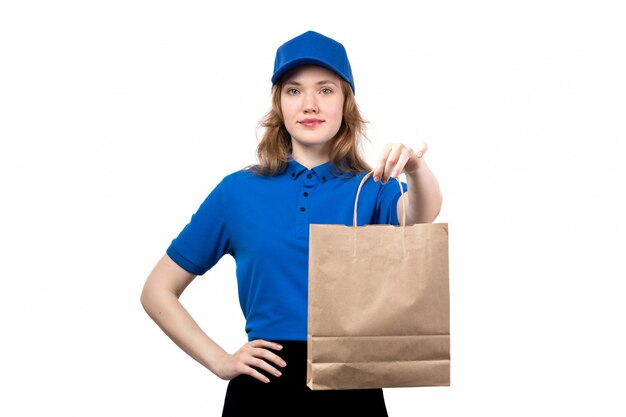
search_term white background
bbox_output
[1,1,625,416]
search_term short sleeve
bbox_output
[166,176,233,275]
[374,179,408,226]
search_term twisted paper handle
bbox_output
[353,171,406,227]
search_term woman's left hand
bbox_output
[372,142,428,183]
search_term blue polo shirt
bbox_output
[166,156,408,341]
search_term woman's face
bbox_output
[280,65,345,154]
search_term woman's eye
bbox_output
[286,88,299,95]
[320,88,332,94]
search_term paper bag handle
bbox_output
[353,171,406,227]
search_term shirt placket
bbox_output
[295,170,320,239]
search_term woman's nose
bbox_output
[303,94,318,113]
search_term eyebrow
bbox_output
[283,80,338,87]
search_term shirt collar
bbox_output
[286,155,341,182]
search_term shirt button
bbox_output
[322,176,326,182]
[306,173,312,179]
[303,192,309,197]
[300,207,306,212]
[291,173,295,177]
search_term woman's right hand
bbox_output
[213,339,287,383]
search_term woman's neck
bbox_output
[291,144,330,170]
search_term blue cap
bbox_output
[271,31,355,93]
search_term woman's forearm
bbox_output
[141,287,228,376]
[404,159,442,224]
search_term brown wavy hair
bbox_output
[244,77,372,177]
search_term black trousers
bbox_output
[221,340,388,417]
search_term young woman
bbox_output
[141,30,442,416]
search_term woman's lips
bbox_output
[299,119,323,127]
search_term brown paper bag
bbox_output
[306,171,450,390]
